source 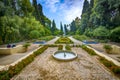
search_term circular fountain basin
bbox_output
[53,51,77,61]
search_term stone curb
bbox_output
[0,46,41,71]
[87,46,120,66]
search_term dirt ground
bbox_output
[11,47,119,80]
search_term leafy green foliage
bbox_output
[29,30,40,39]
[64,24,68,35]
[51,20,58,35]
[23,43,31,48]
[58,45,63,50]
[0,45,48,80]
[65,45,71,51]
[60,22,64,35]
[103,44,112,50]
[0,0,52,44]
[93,26,109,39]
[81,45,96,55]
[38,36,54,41]
[103,44,113,54]
[110,27,120,42]
[68,0,120,42]
[99,57,120,77]
[55,37,73,44]
[73,35,90,41]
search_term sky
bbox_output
[32,0,87,29]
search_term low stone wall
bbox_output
[111,45,120,54]
[0,45,26,54]
[87,46,120,66]
[0,47,40,71]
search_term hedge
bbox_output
[81,45,96,55]
[99,57,120,77]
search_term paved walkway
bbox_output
[70,36,120,63]
[68,36,82,45]
[11,47,119,80]
[46,36,59,44]
[0,44,39,65]
[0,37,59,65]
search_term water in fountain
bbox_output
[53,44,77,61]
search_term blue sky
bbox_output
[31,0,87,29]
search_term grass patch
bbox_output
[55,37,73,44]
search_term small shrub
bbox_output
[65,45,71,51]
[99,57,120,76]
[23,43,30,48]
[58,45,63,50]
[103,44,113,53]
[73,35,90,41]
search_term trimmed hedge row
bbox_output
[0,45,48,80]
[99,57,120,77]
[81,45,96,55]
[81,45,120,78]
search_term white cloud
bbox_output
[42,0,60,12]
[59,0,84,23]
[39,0,84,26]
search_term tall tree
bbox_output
[64,24,68,35]
[82,0,89,15]
[80,0,90,34]
[51,20,57,35]
[70,20,76,34]
[60,22,63,35]
[19,0,33,16]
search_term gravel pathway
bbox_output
[11,47,119,80]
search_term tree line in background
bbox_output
[0,0,60,44]
[64,0,120,42]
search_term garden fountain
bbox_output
[52,45,77,61]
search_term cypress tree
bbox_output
[60,22,63,35]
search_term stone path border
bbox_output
[0,46,41,71]
[87,46,120,66]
